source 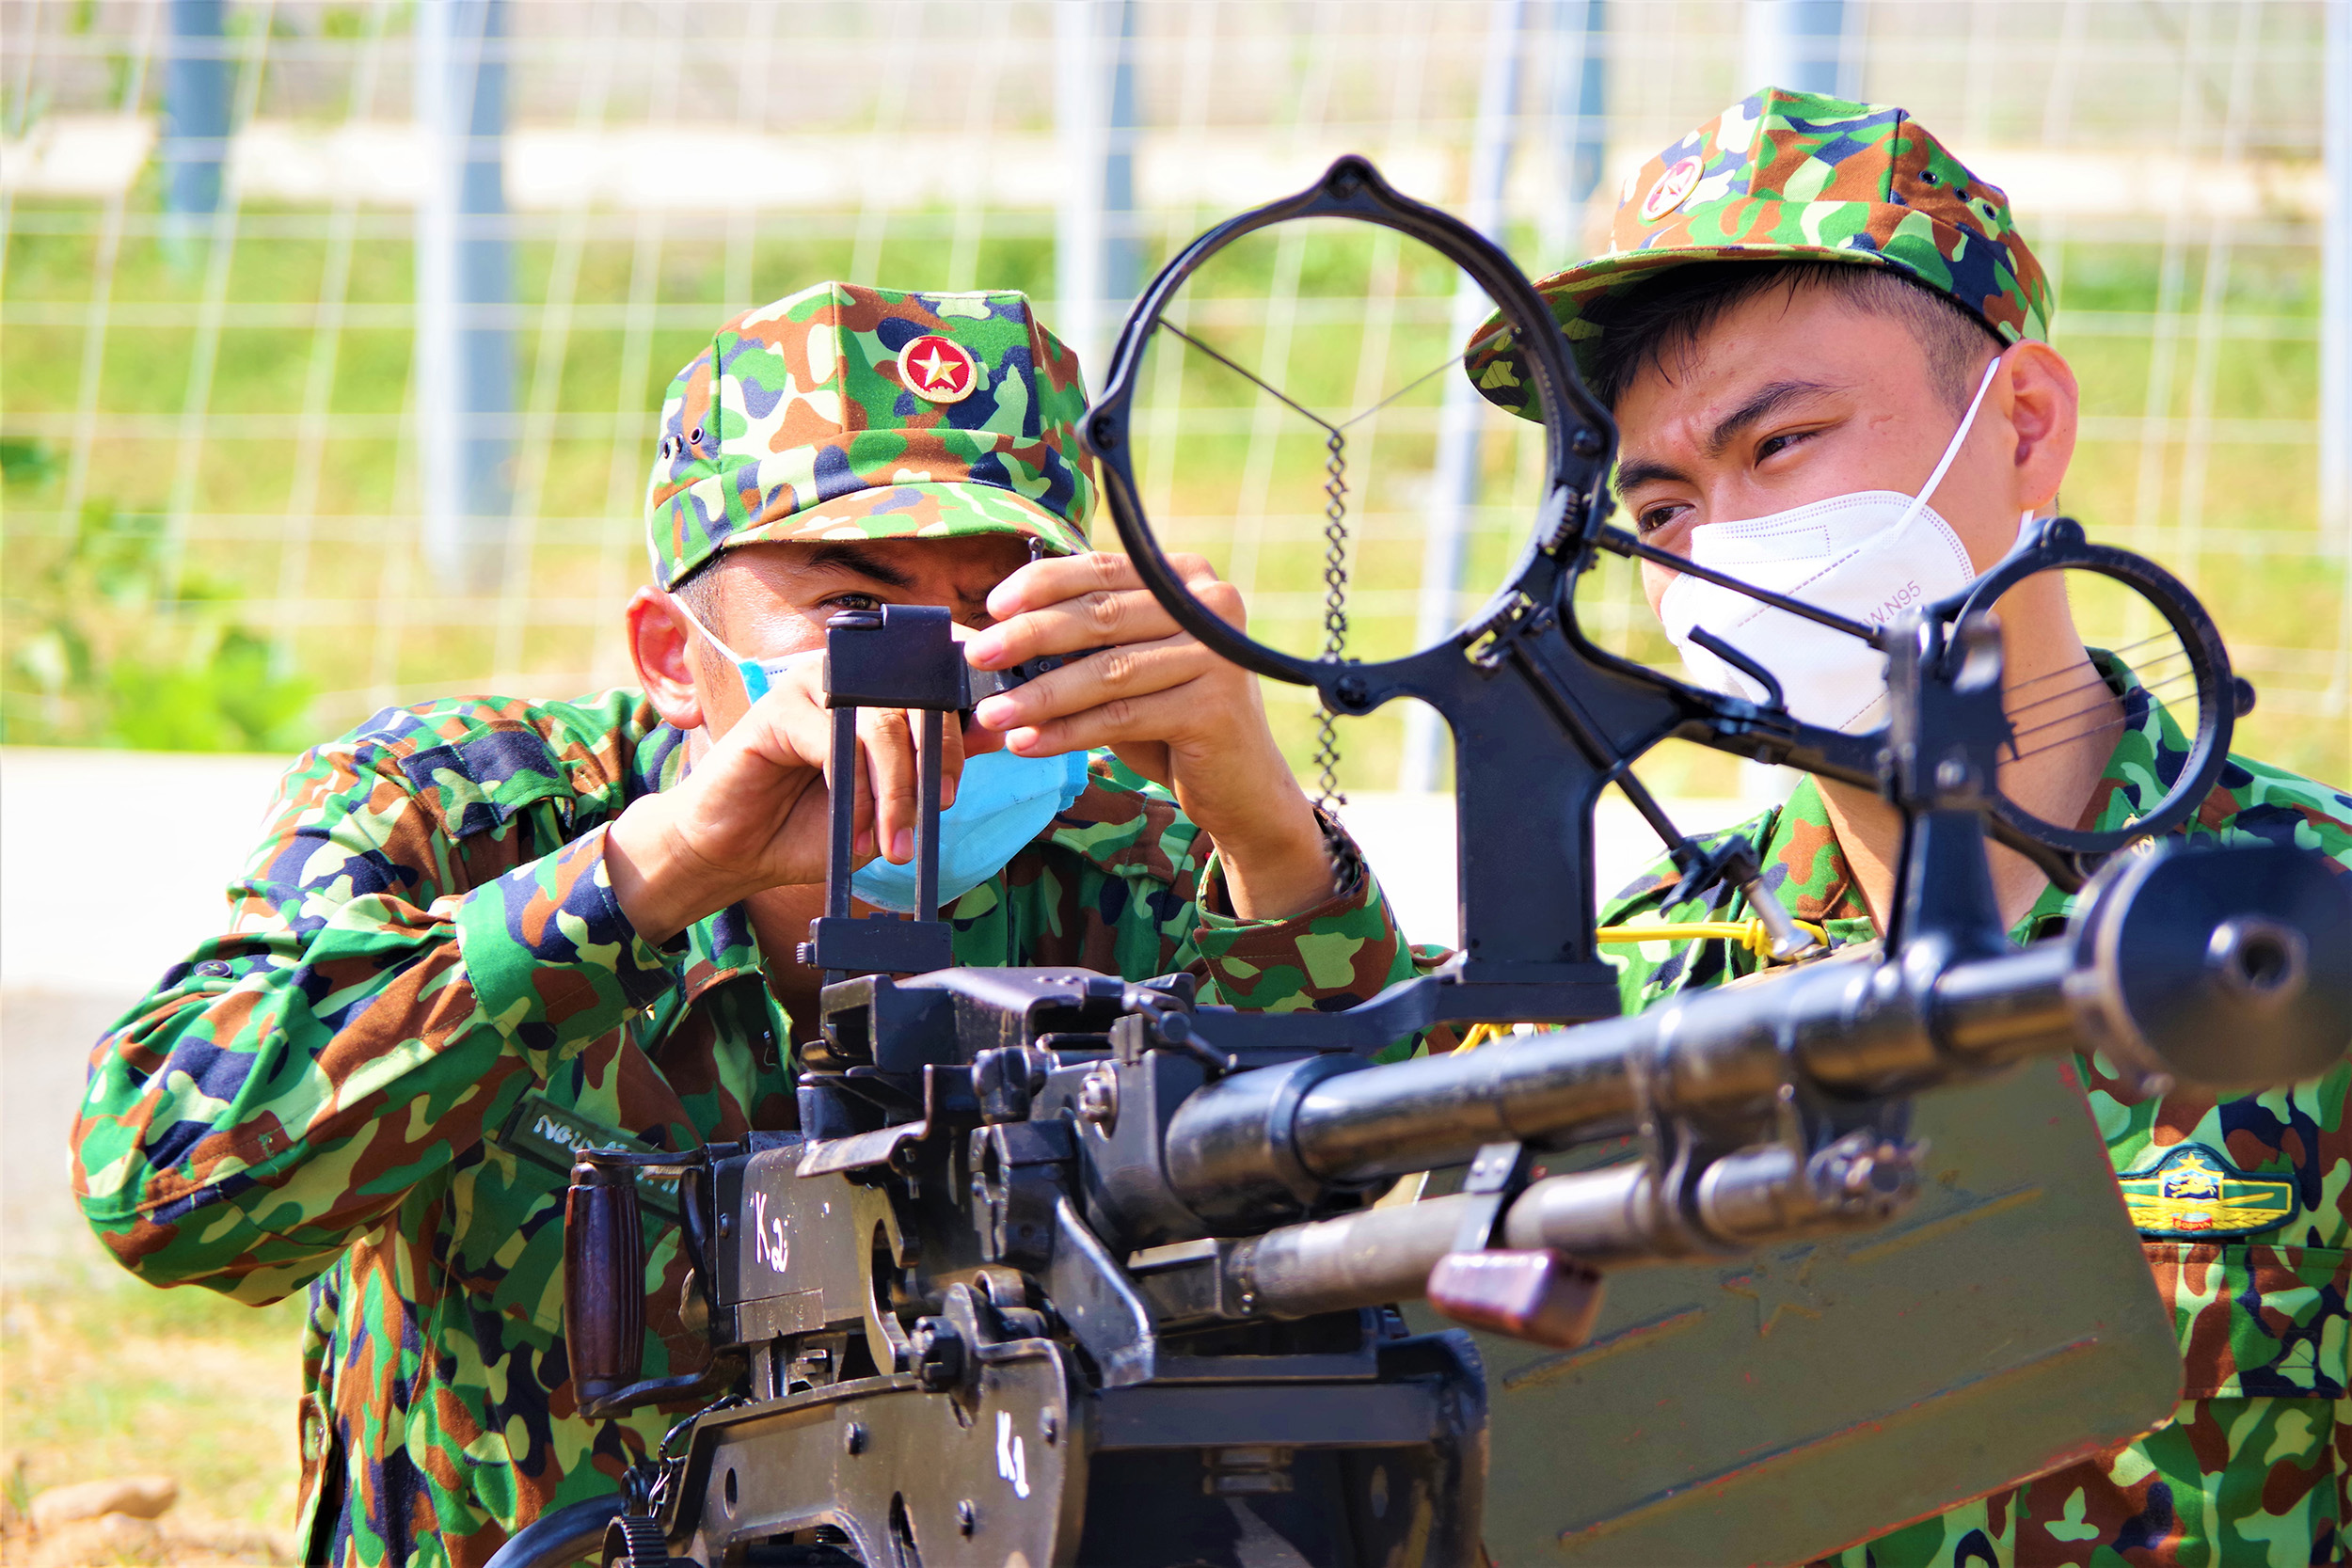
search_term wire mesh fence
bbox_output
[2,0,2344,791]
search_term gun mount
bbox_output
[507,158,2352,1568]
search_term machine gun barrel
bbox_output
[1211,1139,1914,1323]
[1157,843,2350,1261]
[1281,942,2071,1187]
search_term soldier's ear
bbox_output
[628,587,709,733]
[2001,341,2077,515]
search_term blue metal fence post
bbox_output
[1536,0,1608,277]
[1104,0,1141,321]
[160,0,230,265]
[1056,0,1139,380]
[1743,0,1857,99]
[1554,0,1608,215]
[416,0,516,592]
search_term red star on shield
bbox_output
[898,334,978,404]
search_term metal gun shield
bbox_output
[1405,1056,2181,1567]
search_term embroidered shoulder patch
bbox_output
[2118,1145,2296,1240]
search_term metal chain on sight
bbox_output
[1160,318,1484,899]
[1313,429,1363,891]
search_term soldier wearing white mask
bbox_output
[1465,90,2352,1564]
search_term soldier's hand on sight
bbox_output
[965,551,1336,921]
[606,654,992,943]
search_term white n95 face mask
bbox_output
[1657,357,2031,734]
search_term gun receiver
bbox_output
[517,156,2352,1568]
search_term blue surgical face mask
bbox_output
[670,593,1090,913]
[851,748,1091,913]
[671,595,818,703]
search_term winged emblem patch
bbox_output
[2118,1145,2296,1240]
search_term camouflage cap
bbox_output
[1465,89,2053,418]
[644,282,1094,590]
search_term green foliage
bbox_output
[1,477,316,752]
[0,436,60,488]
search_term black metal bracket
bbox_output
[803,607,960,981]
[800,609,1108,984]
[1449,1141,1543,1254]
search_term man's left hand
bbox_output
[964,551,1336,922]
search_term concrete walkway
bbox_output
[2,748,295,1281]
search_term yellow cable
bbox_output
[1597,917,1828,961]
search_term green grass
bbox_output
[2,199,2344,788]
[2,1260,307,1561]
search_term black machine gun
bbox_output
[506,159,2352,1568]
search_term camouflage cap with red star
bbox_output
[644,282,1095,590]
[1464,89,2054,418]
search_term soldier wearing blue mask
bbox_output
[74,282,1432,1565]
[613,284,1422,1055]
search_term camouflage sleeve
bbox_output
[72,728,671,1304]
[979,758,1433,1056]
[1190,820,1431,1062]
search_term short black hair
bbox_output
[667,556,728,650]
[1584,261,2007,413]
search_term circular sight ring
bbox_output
[1078,154,1618,706]
[1955,519,2239,858]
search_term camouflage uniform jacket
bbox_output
[1601,656,2352,1566]
[72,689,1427,1568]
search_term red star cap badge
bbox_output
[898,334,980,404]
